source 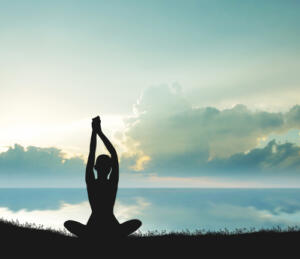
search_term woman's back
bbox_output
[87,180,117,215]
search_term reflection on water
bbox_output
[0,188,300,232]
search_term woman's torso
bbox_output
[87,180,117,215]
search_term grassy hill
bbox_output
[0,219,299,258]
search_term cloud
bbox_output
[145,175,289,188]
[0,144,85,186]
[121,85,300,177]
[130,155,151,171]
[1,85,300,184]
[207,140,300,175]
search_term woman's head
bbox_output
[94,154,112,178]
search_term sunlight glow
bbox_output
[0,115,125,158]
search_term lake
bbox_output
[0,188,300,233]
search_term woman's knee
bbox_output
[64,220,73,228]
[64,220,83,230]
[120,219,142,235]
[130,219,142,228]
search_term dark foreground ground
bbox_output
[0,219,299,259]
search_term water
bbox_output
[0,188,300,233]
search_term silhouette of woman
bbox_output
[64,116,142,238]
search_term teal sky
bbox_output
[0,0,300,187]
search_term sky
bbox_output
[0,0,300,187]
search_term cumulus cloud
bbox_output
[0,144,85,186]
[209,140,300,174]
[121,85,300,176]
[1,85,300,183]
